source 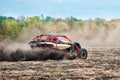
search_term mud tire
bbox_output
[78,48,87,59]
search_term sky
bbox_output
[0,0,120,19]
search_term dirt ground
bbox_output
[0,47,120,80]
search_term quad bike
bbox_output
[29,34,88,59]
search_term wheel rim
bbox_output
[81,51,86,58]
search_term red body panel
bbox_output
[33,34,72,43]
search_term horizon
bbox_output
[1,15,120,20]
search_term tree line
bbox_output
[0,15,119,41]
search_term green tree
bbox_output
[95,18,105,25]
[1,19,21,40]
[45,16,55,22]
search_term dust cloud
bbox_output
[63,25,120,47]
[0,43,76,61]
[16,27,42,43]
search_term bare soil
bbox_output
[0,47,120,80]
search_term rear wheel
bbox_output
[78,48,87,59]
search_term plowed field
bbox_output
[0,48,120,80]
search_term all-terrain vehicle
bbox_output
[29,34,88,59]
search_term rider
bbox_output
[53,38,60,44]
[50,37,60,44]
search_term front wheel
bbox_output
[78,48,87,59]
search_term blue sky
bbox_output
[0,0,120,19]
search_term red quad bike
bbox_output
[29,34,88,59]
